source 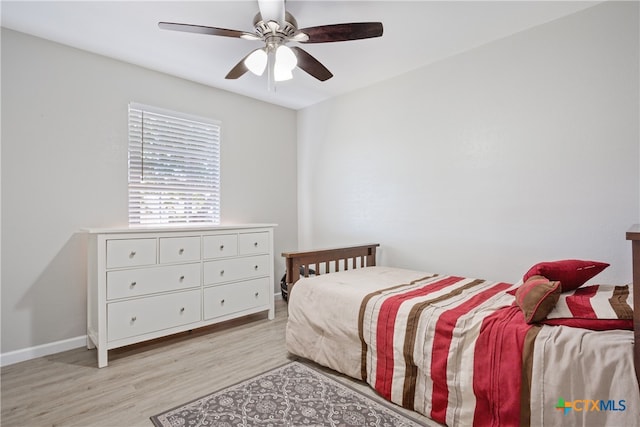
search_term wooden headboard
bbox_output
[625,225,640,391]
[281,244,380,296]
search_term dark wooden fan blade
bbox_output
[298,22,383,43]
[158,22,253,39]
[291,47,333,81]
[225,53,251,79]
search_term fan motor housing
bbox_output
[253,12,298,39]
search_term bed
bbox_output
[283,238,640,427]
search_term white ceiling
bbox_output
[1,0,600,110]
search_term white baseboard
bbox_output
[1,335,87,367]
[2,295,285,367]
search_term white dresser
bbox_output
[85,224,276,367]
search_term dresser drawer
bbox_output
[203,234,238,259]
[107,263,201,300]
[107,289,201,341]
[203,277,269,320]
[238,232,269,255]
[159,236,200,264]
[106,239,157,269]
[203,255,270,285]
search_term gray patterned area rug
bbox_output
[150,361,424,426]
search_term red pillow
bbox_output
[515,275,561,323]
[523,260,609,292]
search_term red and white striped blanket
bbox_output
[357,274,535,426]
[542,284,634,330]
[286,267,637,426]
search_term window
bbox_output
[128,103,220,226]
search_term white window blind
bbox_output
[128,103,220,226]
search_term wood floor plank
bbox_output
[1,300,434,426]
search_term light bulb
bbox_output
[244,49,267,76]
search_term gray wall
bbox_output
[1,28,298,354]
[297,1,639,284]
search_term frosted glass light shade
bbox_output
[274,67,293,81]
[274,45,297,81]
[244,49,268,76]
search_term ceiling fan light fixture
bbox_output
[274,67,293,82]
[274,45,297,82]
[275,45,297,69]
[159,3,383,86]
[245,48,268,76]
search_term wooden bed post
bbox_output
[367,245,377,267]
[625,225,640,390]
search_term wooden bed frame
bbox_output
[284,232,640,391]
[282,243,380,296]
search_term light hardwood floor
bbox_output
[1,299,434,427]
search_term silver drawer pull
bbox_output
[255,292,259,297]
[130,281,137,288]
[131,316,137,322]
[179,275,185,282]
[254,265,259,270]
[179,248,184,255]
[220,299,225,305]
[254,242,258,247]
[180,307,185,313]
[220,244,224,250]
[129,251,136,258]
[220,270,225,276]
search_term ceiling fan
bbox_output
[158,0,383,85]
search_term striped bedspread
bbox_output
[357,274,532,426]
[286,267,639,427]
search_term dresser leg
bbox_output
[86,336,95,350]
[98,348,108,368]
[268,308,275,320]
